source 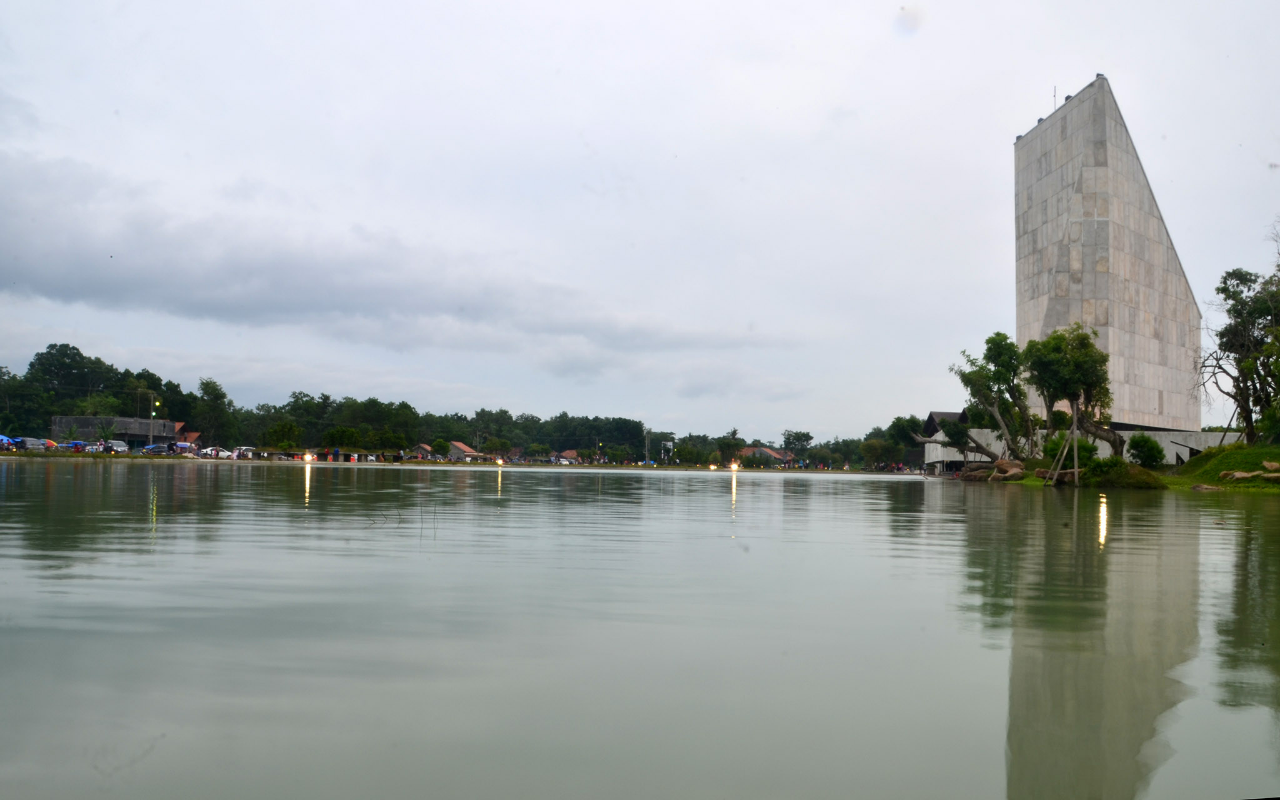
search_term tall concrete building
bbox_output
[1015,75,1201,431]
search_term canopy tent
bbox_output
[0,435,14,444]
[43,440,57,448]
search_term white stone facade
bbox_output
[1015,76,1201,431]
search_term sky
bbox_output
[1,1,1278,441]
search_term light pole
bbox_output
[148,392,159,445]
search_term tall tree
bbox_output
[782,430,812,456]
[1023,323,1124,456]
[195,378,237,447]
[950,333,1038,459]
[1201,248,1280,444]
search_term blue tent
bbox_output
[0,435,14,444]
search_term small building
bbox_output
[739,446,792,465]
[412,443,434,459]
[175,422,202,448]
[52,415,178,449]
[921,410,986,474]
[556,449,579,464]
[449,441,492,461]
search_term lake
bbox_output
[1,460,1279,799]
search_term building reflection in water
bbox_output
[1000,490,1199,800]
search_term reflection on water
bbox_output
[1003,492,1198,800]
[1,461,1280,799]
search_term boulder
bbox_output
[1262,473,1280,483]
[1034,469,1049,479]
[999,469,1025,482]
[992,459,1024,474]
[1220,470,1236,480]
[1263,461,1279,471]
[1192,484,1224,491]
[1229,471,1264,480]
[959,469,993,481]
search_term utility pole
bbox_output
[645,427,651,464]
[148,390,157,445]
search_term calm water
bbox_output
[2,461,1280,799]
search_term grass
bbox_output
[1171,442,1280,490]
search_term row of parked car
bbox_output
[0,438,251,457]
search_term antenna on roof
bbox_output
[1054,86,1056,109]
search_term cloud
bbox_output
[0,88,37,135]
[0,149,783,378]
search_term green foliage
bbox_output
[1126,433,1166,469]
[717,428,744,465]
[323,426,362,448]
[431,438,451,457]
[808,447,842,468]
[483,437,512,454]
[261,420,304,450]
[1043,433,1098,466]
[884,415,923,448]
[195,378,237,448]
[1023,323,1112,415]
[951,333,1037,458]
[1082,455,1167,489]
[860,438,905,469]
[782,430,812,456]
[1206,261,1280,443]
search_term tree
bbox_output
[782,430,812,457]
[950,333,1038,459]
[1201,235,1280,444]
[717,428,744,465]
[483,437,512,455]
[431,438,451,457]
[1126,433,1166,469]
[860,438,904,470]
[195,378,237,447]
[1023,323,1124,457]
[885,416,924,449]
[261,420,304,450]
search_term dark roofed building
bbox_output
[922,410,967,438]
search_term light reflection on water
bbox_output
[0,461,1279,799]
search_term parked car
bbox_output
[142,444,170,456]
[19,438,46,452]
[105,440,129,454]
[232,447,255,459]
[200,447,233,459]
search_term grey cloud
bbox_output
[0,88,36,135]
[0,150,783,376]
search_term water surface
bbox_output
[1,460,1279,798]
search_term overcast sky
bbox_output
[1,1,1277,440]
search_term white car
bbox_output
[201,447,233,459]
[232,447,255,459]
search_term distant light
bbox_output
[1099,495,1108,545]
[730,463,739,471]
[709,464,717,470]
[303,453,314,462]
[496,458,504,465]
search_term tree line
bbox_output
[0,343,929,467]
